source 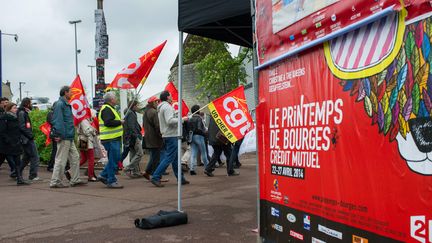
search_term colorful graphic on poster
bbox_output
[272,0,338,33]
[324,12,432,176]
[257,6,432,242]
[255,0,432,67]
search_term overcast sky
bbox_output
[0,0,238,104]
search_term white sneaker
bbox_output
[31,177,42,181]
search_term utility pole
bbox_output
[97,0,103,9]
[94,0,108,110]
[18,81,25,102]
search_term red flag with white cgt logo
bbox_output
[70,75,92,126]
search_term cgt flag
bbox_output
[208,86,254,143]
[39,121,51,146]
[107,40,167,90]
[70,75,92,126]
[164,82,189,117]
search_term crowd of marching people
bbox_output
[0,85,243,189]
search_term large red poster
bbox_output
[257,12,432,243]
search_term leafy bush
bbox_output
[29,110,51,164]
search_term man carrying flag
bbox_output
[204,86,254,177]
[151,90,189,187]
[49,85,87,188]
[207,86,254,143]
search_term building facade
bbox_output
[1,81,13,100]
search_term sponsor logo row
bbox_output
[269,207,368,242]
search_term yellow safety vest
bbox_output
[98,104,123,140]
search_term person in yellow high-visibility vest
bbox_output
[97,92,124,189]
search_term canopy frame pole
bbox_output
[250,0,262,241]
[177,31,184,212]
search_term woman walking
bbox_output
[77,117,98,182]
[0,103,30,185]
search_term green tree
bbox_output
[184,35,251,101]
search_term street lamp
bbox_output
[0,30,18,97]
[88,65,95,104]
[69,20,82,76]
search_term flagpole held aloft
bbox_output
[190,103,210,116]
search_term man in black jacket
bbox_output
[18,98,41,181]
[122,100,143,178]
[188,105,209,174]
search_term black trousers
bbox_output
[229,139,243,167]
[205,144,233,174]
[6,155,24,183]
[22,141,40,179]
[0,153,16,176]
[47,140,57,170]
[146,148,161,175]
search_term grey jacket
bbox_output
[157,101,179,138]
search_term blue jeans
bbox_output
[100,140,120,184]
[190,135,209,171]
[152,137,185,182]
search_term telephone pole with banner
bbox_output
[93,0,108,110]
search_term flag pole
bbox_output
[123,79,146,117]
[121,90,135,118]
[190,102,211,116]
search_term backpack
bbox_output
[182,120,193,144]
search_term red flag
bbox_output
[39,121,51,146]
[164,82,189,117]
[70,75,92,126]
[107,40,167,90]
[208,86,254,143]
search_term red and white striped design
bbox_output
[329,12,399,71]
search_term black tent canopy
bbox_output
[178,0,252,47]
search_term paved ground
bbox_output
[0,153,259,243]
